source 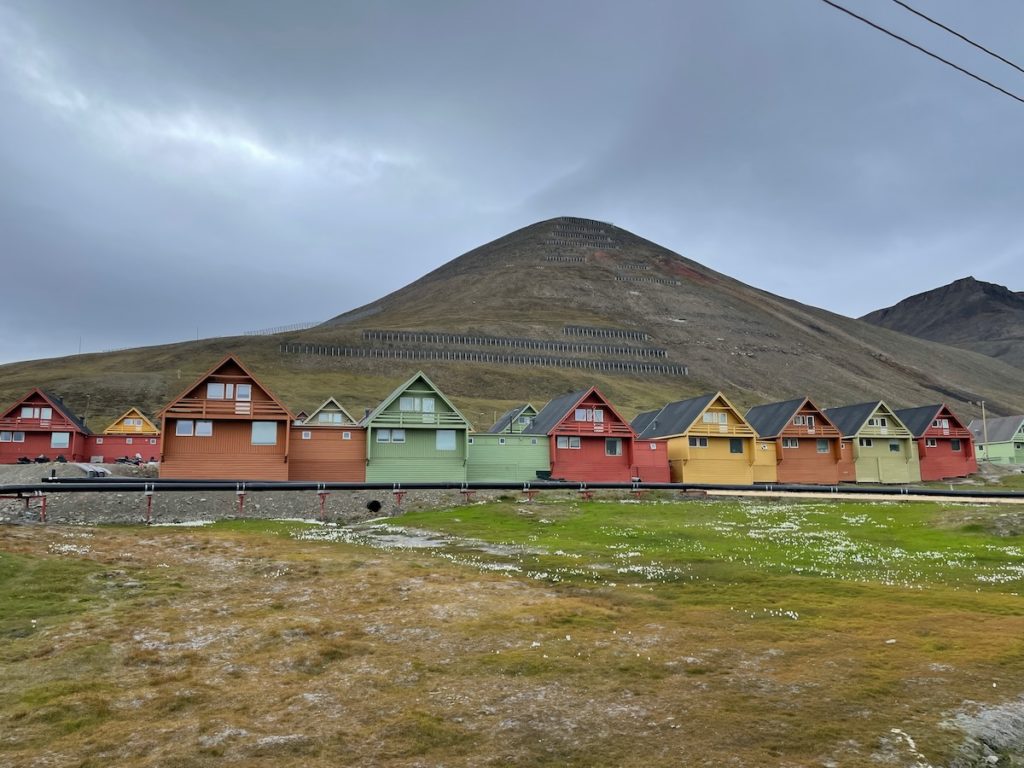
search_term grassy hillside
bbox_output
[3,218,1024,430]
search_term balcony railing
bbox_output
[163,398,288,419]
[370,412,468,428]
[555,422,635,436]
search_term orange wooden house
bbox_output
[745,398,854,484]
[289,398,366,481]
[87,407,161,463]
[157,356,294,479]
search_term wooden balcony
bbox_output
[0,417,58,430]
[163,398,288,420]
[555,422,634,436]
[687,424,756,437]
[371,411,468,428]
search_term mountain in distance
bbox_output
[2,218,1024,430]
[861,277,1024,369]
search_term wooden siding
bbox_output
[87,434,161,463]
[0,390,90,463]
[289,426,366,481]
[467,434,550,482]
[666,434,756,484]
[103,408,160,435]
[365,427,467,482]
[848,405,921,484]
[631,440,671,483]
[548,389,637,482]
[160,420,288,480]
[915,408,976,480]
[752,440,778,483]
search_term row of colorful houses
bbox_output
[0,354,997,485]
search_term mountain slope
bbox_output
[861,277,1024,369]
[2,218,1024,431]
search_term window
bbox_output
[557,436,568,449]
[703,411,727,425]
[391,429,406,443]
[0,432,10,442]
[342,431,351,441]
[859,438,873,447]
[498,437,506,446]
[95,437,103,445]
[51,432,70,449]
[518,415,533,426]
[569,436,580,449]
[689,436,709,448]
[318,412,343,424]
[530,438,539,446]
[932,418,949,429]
[126,437,133,445]
[149,438,157,445]
[730,438,744,454]
[925,438,937,448]
[867,417,888,428]
[793,415,805,426]
[782,438,799,449]
[806,415,815,430]
[20,406,53,420]
[468,437,474,445]
[195,421,213,437]
[251,422,277,446]
[951,439,961,452]
[377,429,391,443]
[400,396,434,412]
[176,420,194,436]
[207,382,225,399]
[1016,442,1024,450]
[575,407,603,422]
[817,439,830,454]
[301,431,312,440]
[888,440,901,453]
[236,384,252,401]
[436,430,456,451]
[649,442,657,450]
[606,438,622,456]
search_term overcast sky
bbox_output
[1,0,1022,364]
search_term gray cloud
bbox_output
[1,0,1022,363]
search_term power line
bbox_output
[817,0,1024,106]
[889,0,1024,76]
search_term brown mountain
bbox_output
[861,277,1024,369]
[2,218,1024,431]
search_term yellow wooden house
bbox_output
[103,407,161,436]
[632,392,776,484]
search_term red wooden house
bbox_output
[524,388,668,482]
[896,404,977,481]
[157,355,294,480]
[0,389,92,463]
[745,397,854,484]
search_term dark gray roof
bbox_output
[822,402,879,437]
[630,409,660,436]
[488,404,529,434]
[523,390,589,435]
[42,389,92,434]
[894,405,943,438]
[635,393,716,439]
[744,398,805,439]
[968,415,1024,444]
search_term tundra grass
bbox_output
[1,498,1023,767]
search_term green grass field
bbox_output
[1,498,1022,766]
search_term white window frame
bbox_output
[436,429,457,451]
[689,436,709,448]
[649,442,657,450]
[342,431,351,440]
[925,438,937,448]
[95,436,103,445]
[498,437,506,445]
[195,421,213,437]
[888,440,901,453]
[176,420,194,437]
[207,382,226,399]
[782,437,799,449]
[950,439,962,452]
[126,437,134,445]
[51,432,70,449]
[301,431,312,440]
[0,432,10,442]
[251,421,277,446]
[377,429,391,443]
[235,384,252,401]
[569,436,581,449]
[816,439,830,454]
[391,429,406,444]
[557,436,569,449]
[605,438,622,456]
[859,437,873,447]
[793,415,805,426]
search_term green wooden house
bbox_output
[823,401,921,484]
[968,415,1024,464]
[487,404,538,435]
[467,432,550,482]
[361,371,471,482]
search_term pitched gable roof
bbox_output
[744,398,806,439]
[488,404,535,433]
[630,409,660,436]
[968,415,1024,444]
[1,388,91,434]
[303,397,357,425]
[103,407,159,435]
[894,405,944,438]
[523,390,589,435]
[360,371,469,427]
[156,354,293,420]
[822,402,879,437]
[634,393,717,439]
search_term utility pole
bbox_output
[981,400,989,463]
